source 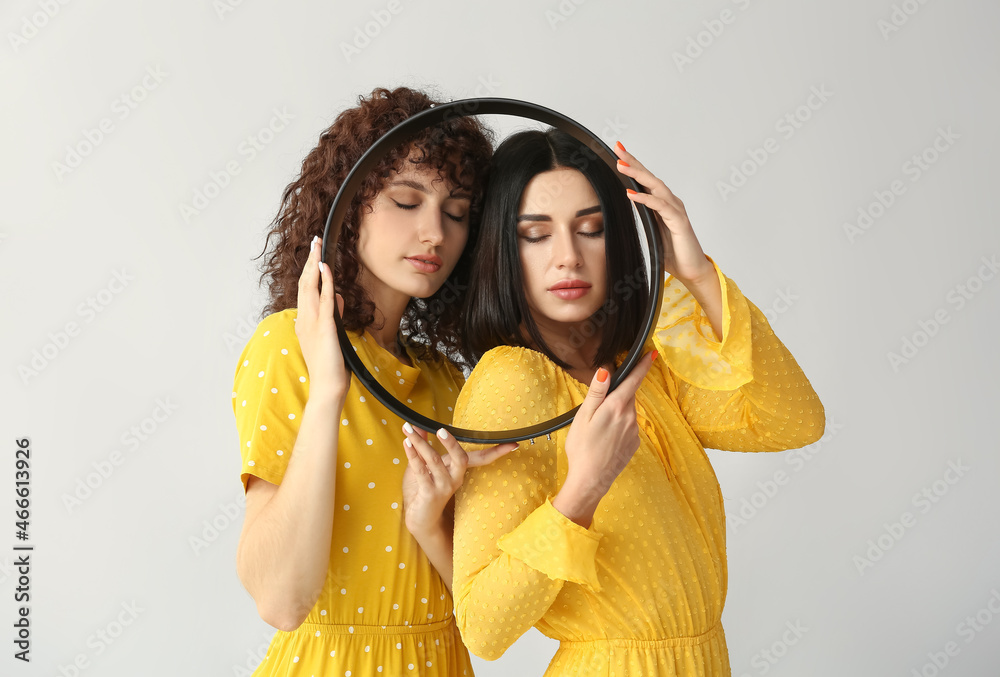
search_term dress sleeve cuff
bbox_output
[652,254,754,391]
[496,496,603,592]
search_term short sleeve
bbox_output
[231,309,310,491]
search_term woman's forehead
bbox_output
[518,168,599,216]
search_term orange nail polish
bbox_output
[617,160,630,168]
[651,350,659,362]
[626,188,638,196]
[615,141,626,153]
[596,368,609,383]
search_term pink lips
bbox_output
[406,255,442,273]
[548,279,591,300]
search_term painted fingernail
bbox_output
[311,235,319,252]
[437,428,449,440]
[651,350,659,362]
[617,160,630,168]
[626,188,638,196]
[596,368,609,383]
[404,438,413,448]
[616,141,626,153]
[403,422,414,434]
[317,261,323,274]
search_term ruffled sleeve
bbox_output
[651,256,826,452]
[652,255,753,391]
[451,347,603,661]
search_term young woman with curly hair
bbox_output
[231,86,515,676]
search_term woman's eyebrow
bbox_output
[387,179,471,200]
[517,205,602,222]
[388,179,429,193]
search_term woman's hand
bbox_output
[553,350,657,528]
[295,236,351,401]
[400,424,518,537]
[613,141,715,286]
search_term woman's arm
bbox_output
[450,349,653,659]
[400,425,517,595]
[235,236,352,630]
[652,262,826,451]
[237,389,345,630]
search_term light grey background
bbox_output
[2,0,998,675]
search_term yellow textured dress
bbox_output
[452,258,825,676]
[232,308,476,676]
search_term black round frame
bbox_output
[321,97,664,443]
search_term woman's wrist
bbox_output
[552,478,601,529]
[406,509,449,540]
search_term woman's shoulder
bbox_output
[456,345,568,416]
[234,308,301,373]
[469,345,564,380]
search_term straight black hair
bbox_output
[461,128,649,369]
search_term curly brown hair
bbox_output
[254,86,494,364]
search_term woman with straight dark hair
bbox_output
[231,86,515,677]
[401,127,826,675]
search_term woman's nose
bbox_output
[552,231,582,269]
[417,209,444,246]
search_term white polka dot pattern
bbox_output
[231,308,473,675]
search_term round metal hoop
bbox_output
[321,97,663,443]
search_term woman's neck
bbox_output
[520,317,607,382]
[358,271,412,365]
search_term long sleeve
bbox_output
[451,348,603,661]
[651,257,825,452]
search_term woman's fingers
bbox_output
[298,236,322,315]
[434,428,469,485]
[606,350,657,406]
[576,365,612,422]
[613,141,684,212]
[402,423,450,486]
[466,442,519,468]
[317,246,335,320]
[402,442,433,489]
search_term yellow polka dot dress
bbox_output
[452,258,825,676]
[232,308,474,676]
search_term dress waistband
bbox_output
[558,621,722,649]
[289,617,456,637]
